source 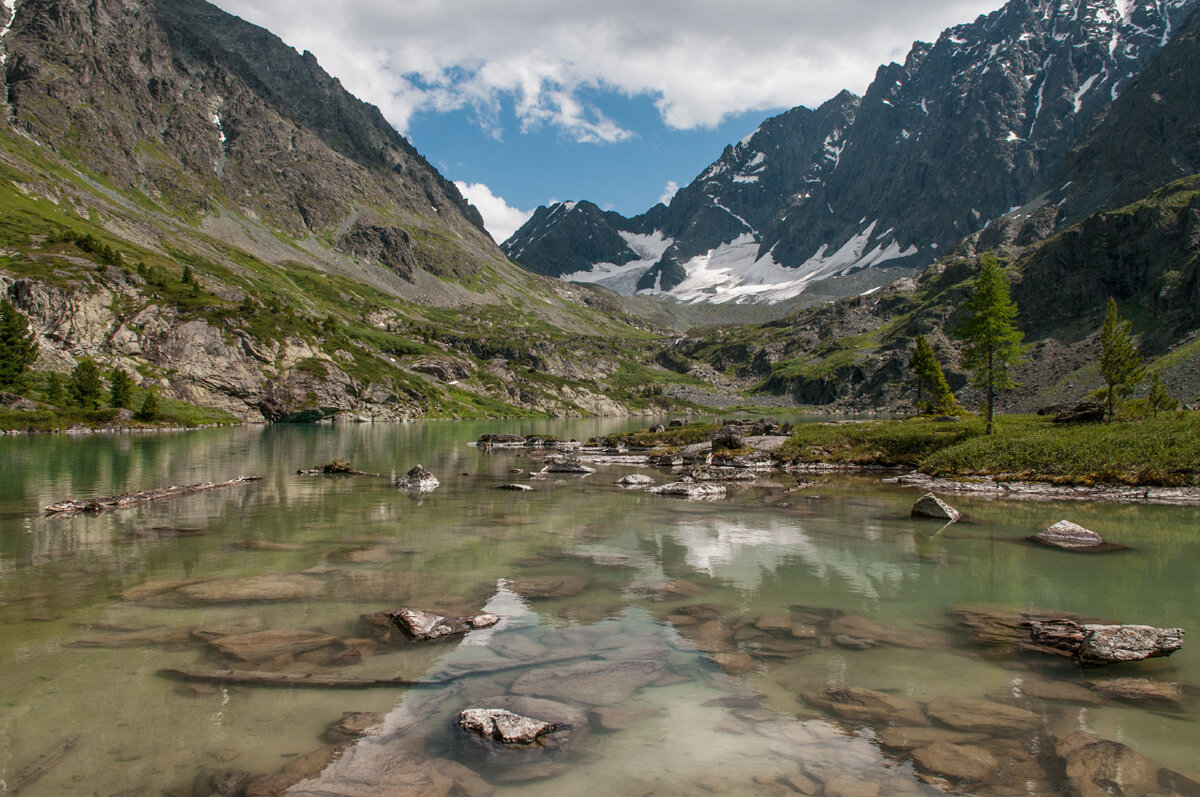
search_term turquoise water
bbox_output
[1,421,1197,795]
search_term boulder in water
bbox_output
[911,493,961,522]
[395,464,439,491]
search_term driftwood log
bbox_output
[5,735,80,794]
[296,460,381,477]
[44,476,262,515]
[1029,619,1184,665]
[158,650,597,690]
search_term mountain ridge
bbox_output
[504,0,1198,305]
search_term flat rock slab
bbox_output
[925,697,1039,736]
[1087,677,1189,707]
[827,615,946,649]
[617,474,655,487]
[802,686,928,727]
[510,660,665,706]
[912,741,999,782]
[911,492,961,522]
[164,574,327,605]
[875,726,988,751]
[509,575,588,599]
[209,629,342,662]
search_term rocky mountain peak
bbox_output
[504,0,1197,305]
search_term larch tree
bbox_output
[952,253,1025,434]
[911,334,960,415]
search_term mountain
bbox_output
[665,6,1200,413]
[504,0,1197,304]
[0,0,694,423]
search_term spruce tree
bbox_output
[68,359,104,409]
[108,367,134,409]
[45,371,67,406]
[1146,372,1177,418]
[911,334,960,415]
[952,253,1025,434]
[135,389,159,421]
[0,299,38,390]
[1098,297,1146,422]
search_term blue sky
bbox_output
[213,0,1005,241]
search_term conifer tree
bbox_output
[911,334,960,415]
[1098,297,1146,422]
[68,359,104,409]
[108,367,134,409]
[1146,372,1177,418]
[0,299,38,390]
[45,372,66,406]
[135,389,159,421]
[952,253,1024,434]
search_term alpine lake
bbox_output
[1,417,1198,796]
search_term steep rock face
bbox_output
[505,0,1197,304]
[3,0,493,276]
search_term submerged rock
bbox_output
[1031,519,1106,550]
[323,711,384,744]
[801,686,928,727]
[510,659,665,706]
[395,464,439,491]
[509,575,588,599]
[1029,619,1184,664]
[208,629,342,663]
[925,697,1039,736]
[911,493,961,522]
[495,483,533,492]
[1055,731,1162,797]
[912,741,999,782]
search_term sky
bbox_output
[211,0,1005,242]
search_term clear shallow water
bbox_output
[0,420,1198,795]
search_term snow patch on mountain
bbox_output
[561,230,673,295]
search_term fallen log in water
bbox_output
[44,476,263,515]
[158,650,598,690]
[159,667,446,689]
[6,734,80,794]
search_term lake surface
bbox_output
[1,419,1198,796]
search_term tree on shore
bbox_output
[911,334,960,415]
[0,299,38,390]
[68,359,104,409]
[135,389,159,421]
[952,253,1024,434]
[1098,297,1146,422]
[109,367,134,409]
[1147,372,1177,418]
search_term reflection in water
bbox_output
[0,421,1198,795]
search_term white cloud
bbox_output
[212,0,1004,139]
[658,180,680,206]
[454,181,533,243]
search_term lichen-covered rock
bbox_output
[542,456,595,474]
[458,709,560,746]
[911,492,961,522]
[1029,619,1184,664]
[389,608,499,641]
[648,481,726,501]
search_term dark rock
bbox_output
[389,608,499,641]
[542,456,595,474]
[668,419,686,427]
[711,429,745,452]
[911,493,961,522]
[1053,402,1106,424]
[411,358,472,383]
[495,483,533,492]
[648,424,666,433]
